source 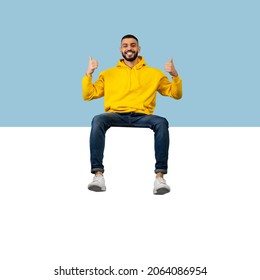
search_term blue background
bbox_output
[0,0,259,126]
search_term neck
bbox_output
[124,57,139,68]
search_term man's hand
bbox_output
[164,57,178,77]
[86,56,99,76]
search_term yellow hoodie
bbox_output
[82,56,182,114]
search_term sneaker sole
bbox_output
[88,185,106,192]
[154,187,170,195]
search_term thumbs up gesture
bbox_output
[86,56,99,76]
[164,57,178,77]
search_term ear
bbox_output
[138,45,141,53]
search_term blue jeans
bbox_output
[90,112,170,174]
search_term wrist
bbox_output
[171,71,178,78]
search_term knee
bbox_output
[91,114,111,130]
[155,117,169,128]
[161,117,169,127]
[150,116,169,132]
[91,114,102,126]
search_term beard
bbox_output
[121,51,139,62]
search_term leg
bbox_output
[89,113,112,174]
[130,114,170,174]
[88,112,130,192]
[130,114,170,195]
[89,112,129,174]
[151,116,170,194]
[152,116,169,175]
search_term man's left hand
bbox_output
[164,57,178,77]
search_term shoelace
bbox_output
[93,175,103,182]
[156,177,166,183]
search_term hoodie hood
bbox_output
[116,56,146,70]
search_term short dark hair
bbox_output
[121,34,139,43]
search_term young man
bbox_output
[82,34,182,195]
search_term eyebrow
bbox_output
[122,42,137,46]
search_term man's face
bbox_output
[120,38,140,61]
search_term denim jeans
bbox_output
[90,112,170,174]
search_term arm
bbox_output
[82,56,104,100]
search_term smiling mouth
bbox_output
[126,51,134,55]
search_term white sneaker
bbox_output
[153,177,170,195]
[88,175,106,192]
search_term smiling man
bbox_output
[82,34,182,195]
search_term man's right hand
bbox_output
[86,56,99,76]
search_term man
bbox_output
[82,34,182,195]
